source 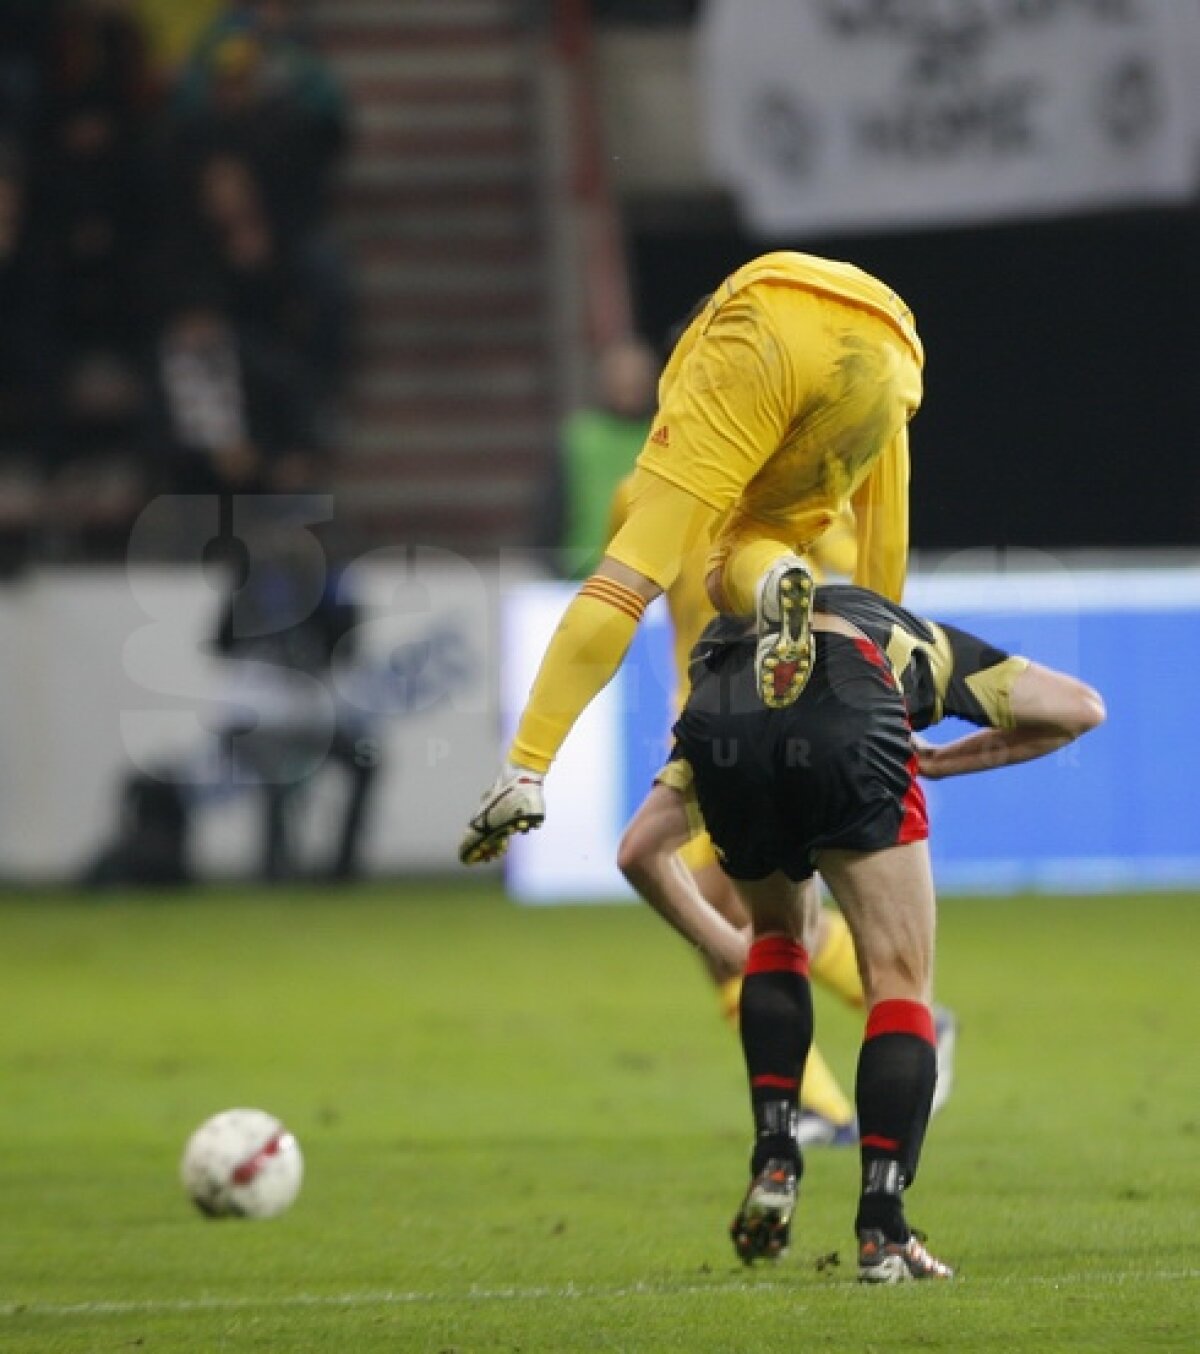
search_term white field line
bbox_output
[2,1270,1197,1320]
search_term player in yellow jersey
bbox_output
[461,251,923,865]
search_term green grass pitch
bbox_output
[0,885,1196,1352]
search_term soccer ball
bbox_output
[180,1108,303,1219]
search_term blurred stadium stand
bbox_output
[1,0,1198,886]
[315,0,555,555]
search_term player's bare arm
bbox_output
[917,664,1105,780]
[617,783,748,983]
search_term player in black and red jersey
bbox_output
[622,584,1104,1282]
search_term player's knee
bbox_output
[856,941,931,1006]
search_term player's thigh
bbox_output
[815,840,936,1005]
[706,503,839,588]
[637,293,799,512]
[736,872,821,948]
[746,292,921,514]
[605,467,720,592]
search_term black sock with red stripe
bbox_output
[739,935,813,1174]
[854,999,937,1240]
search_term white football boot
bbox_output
[755,556,816,708]
[459,764,545,865]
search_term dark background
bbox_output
[627,204,1200,552]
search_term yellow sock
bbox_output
[509,577,646,773]
[800,1041,855,1125]
[717,976,742,1027]
[810,910,864,1009]
[722,537,793,614]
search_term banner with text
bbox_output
[700,0,1200,235]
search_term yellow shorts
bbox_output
[640,279,920,511]
[637,280,921,590]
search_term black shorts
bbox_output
[673,632,927,882]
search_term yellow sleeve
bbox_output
[850,430,909,602]
[603,472,635,551]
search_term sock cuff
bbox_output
[745,935,810,978]
[865,998,935,1045]
[579,575,648,623]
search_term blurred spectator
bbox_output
[171,0,348,234]
[543,337,659,577]
[30,0,160,554]
[212,523,379,881]
[186,150,350,420]
[134,0,225,79]
[37,0,155,364]
[0,140,50,571]
[0,0,353,563]
[82,764,192,887]
[46,0,155,121]
[83,521,380,887]
[0,0,55,143]
[150,290,320,497]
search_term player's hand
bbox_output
[912,736,942,780]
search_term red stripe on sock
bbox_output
[860,1133,901,1152]
[751,1074,800,1090]
[745,936,810,978]
[865,999,935,1045]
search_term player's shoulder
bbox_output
[816,585,938,643]
[687,614,752,683]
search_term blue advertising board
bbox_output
[503,566,1200,901]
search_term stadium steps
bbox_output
[312,0,553,554]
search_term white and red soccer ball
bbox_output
[180,1108,303,1219]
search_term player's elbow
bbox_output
[1080,684,1106,733]
[1014,666,1107,743]
[1058,679,1107,740]
[617,822,655,891]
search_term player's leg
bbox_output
[695,829,862,1139]
[727,871,821,1263]
[500,282,809,790]
[811,880,957,1120]
[811,905,863,1008]
[792,906,861,1143]
[817,840,954,1282]
[710,294,921,704]
[707,522,820,712]
[618,782,860,1135]
[460,472,717,863]
[650,286,838,711]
